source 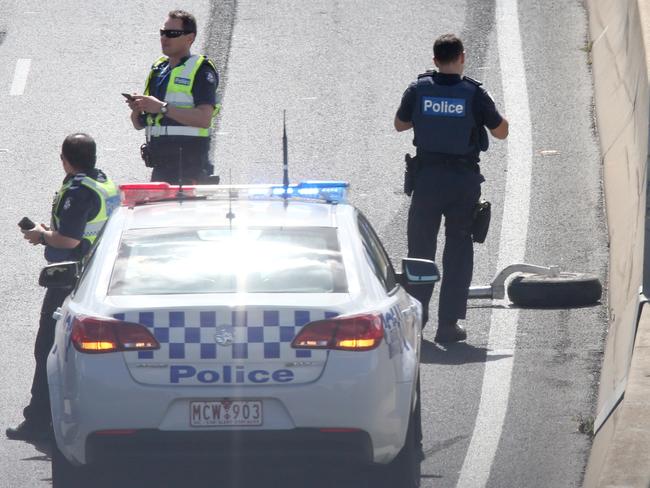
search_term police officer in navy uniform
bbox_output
[6,133,119,441]
[127,9,220,184]
[395,34,509,343]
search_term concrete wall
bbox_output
[583,0,650,486]
[586,307,650,486]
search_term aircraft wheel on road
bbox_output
[507,272,602,308]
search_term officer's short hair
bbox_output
[433,34,464,64]
[62,133,96,171]
[168,9,197,33]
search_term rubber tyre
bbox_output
[52,442,93,488]
[371,407,422,488]
[507,272,602,308]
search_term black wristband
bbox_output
[39,232,47,245]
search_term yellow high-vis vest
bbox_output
[144,55,220,140]
[52,174,120,246]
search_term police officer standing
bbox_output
[395,34,509,343]
[126,10,220,184]
[6,133,119,441]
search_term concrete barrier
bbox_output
[588,305,650,486]
[583,0,650,486]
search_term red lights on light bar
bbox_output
[71,316,160,354]
[119,183,196,207]
[291,314,384,352]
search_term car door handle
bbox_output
[52,308,63,321]
[402,304,418,316]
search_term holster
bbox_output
[471,200,491,243]
[140,143,156,168]
[404,153,419,196]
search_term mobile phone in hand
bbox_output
[18,217,36,230]
[122,93,135,101]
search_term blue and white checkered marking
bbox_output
[114,309,338,361]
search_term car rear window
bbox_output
[108,226,348,295]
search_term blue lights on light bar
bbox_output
[269,180,349,203]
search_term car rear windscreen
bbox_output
[108,227,348,295]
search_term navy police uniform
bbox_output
[396,71,503,326]
[23,169,114,429]
[142,56,219,183]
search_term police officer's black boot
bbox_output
[5,420,52,441]
[434,320,467,343]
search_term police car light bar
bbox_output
[119,181,349,207]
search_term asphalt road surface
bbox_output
[0,1,607,487]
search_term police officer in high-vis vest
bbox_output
[395,34,509,344]
[127,9,220,184]
[6,133,119,441]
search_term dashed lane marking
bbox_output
[10,58,31,96]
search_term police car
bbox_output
[44,181,438,487]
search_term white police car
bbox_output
[44,181,439,487]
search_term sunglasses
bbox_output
[159,29,194,38]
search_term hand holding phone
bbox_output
[122,93,135,101]
[18,217,36,230]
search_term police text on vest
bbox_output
[422,97,466,117]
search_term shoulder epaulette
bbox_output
[417,69,436,79]
[151,56,168,69]
[68,173,87,190]
[200,56,218,73]
[463,75,483,86]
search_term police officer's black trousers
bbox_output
[406,163,482,326]
[23,287,70,426]
[148,142,213,185]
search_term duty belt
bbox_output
[146,125,206,139]
[417,153,479,172]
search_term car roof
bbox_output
[123,199,353,230]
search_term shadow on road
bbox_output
[101,462,372,488]
[420,339,512,365]
[18,444,374,488]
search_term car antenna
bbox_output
[282,110,289,204]
[226,168,235,228]
[176,147,185,199]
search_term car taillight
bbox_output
[291,314,384,351]
[71,316,160,354]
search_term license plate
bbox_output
[190,400,263,427]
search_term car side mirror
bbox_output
[397,258,441,285]
[38,261,80,289]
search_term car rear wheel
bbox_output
[507,272,602,308]
[370,404,422,487]
[51,442,94,488]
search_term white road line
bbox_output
[10,59,32,96]
[456,0,533,485]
